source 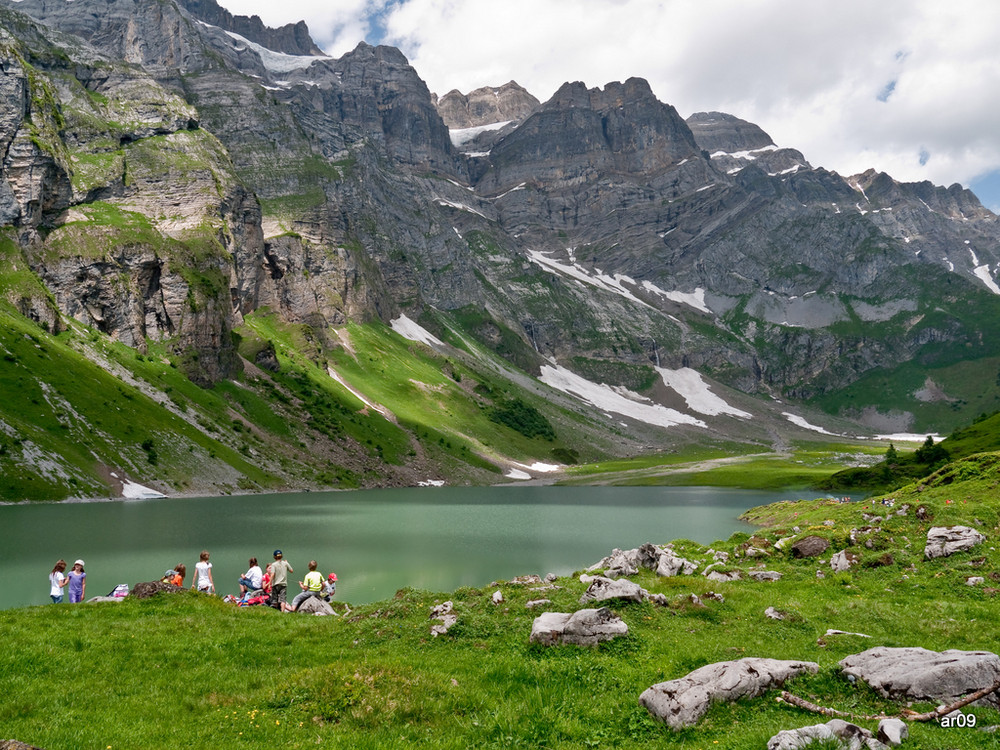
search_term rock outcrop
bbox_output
[839,647,1000,708]
[766,719,888,750]
[924,525,986,559]
[639,658,819,730]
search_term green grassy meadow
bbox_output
[4,455,1000,749]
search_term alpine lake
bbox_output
[0,485,837,610]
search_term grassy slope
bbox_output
[3,290,658,499]
[3,456,1000,748]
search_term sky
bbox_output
[215,0,1000,212]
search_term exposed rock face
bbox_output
[639,658,819,730]
[435,81,539,128]
[924,525,986,559]
[839,647,1000,708]
[5,0,1000,453]
[529,607,628,646]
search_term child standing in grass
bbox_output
[67,560,86,603]
[48,560,67,603]
[192,550,215,594]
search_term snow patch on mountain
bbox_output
[391,315,445,348]
[783,412,838,435]
[640,281,711,314]
[196,22,331,73]
[540,365,705,429]
[969,248,1000,294]
[449,121,513,147]
[657,367,751,418]
[527,250,651,308]
[436,198,489,220]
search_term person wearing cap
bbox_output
[268,549,293,610]
[321,572,337,601]
[67,560,86,603]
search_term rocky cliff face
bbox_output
[175,0,324,56]
[2,0,1000,435]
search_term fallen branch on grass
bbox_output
[779,677,1000,724]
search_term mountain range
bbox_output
[2,0,999,500]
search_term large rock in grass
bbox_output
[579,576,648,604]
[791,536,830,558]
[767,719,888,750]
[1,741,45,750]
[924,526,986,559]
[840,647,1000,708]
[639,658,819,729]
[297,596,336,616]
[530,607,628,646]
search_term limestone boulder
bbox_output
[529,607,628,646]
[297,596,335,616]
[639,657,819,729]
[656,548,699,577]
[924,526,986,559]
[830,550,859,572]
[579,576,648,604]
[767,719,887,750]
[839,647,1000,708]
[877,718,908,747]
[430,600,457,636]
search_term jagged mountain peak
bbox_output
[686,111,775,153]
[435,80,539,129]
[545,77,660,111]
[174,0,324,56]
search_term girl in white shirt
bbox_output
[192,550,215,594]
[49,559,68,603]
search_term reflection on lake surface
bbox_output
[0,485,824,610]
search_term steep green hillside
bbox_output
[820,409,1000,493]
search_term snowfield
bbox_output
[540,365,705,429]
[657,367,751,418]
[391,315,446,348]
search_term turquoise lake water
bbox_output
[0,485,824,610]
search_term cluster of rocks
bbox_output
[635,646,1000,747]
[429,601,457,637]
[767,718,906,750]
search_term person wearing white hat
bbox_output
[67,560,86,603]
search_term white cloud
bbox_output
[216,0,1000,197]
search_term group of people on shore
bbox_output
[48,559,86,603]
[49,549,337,612]
[160,549,337,612]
